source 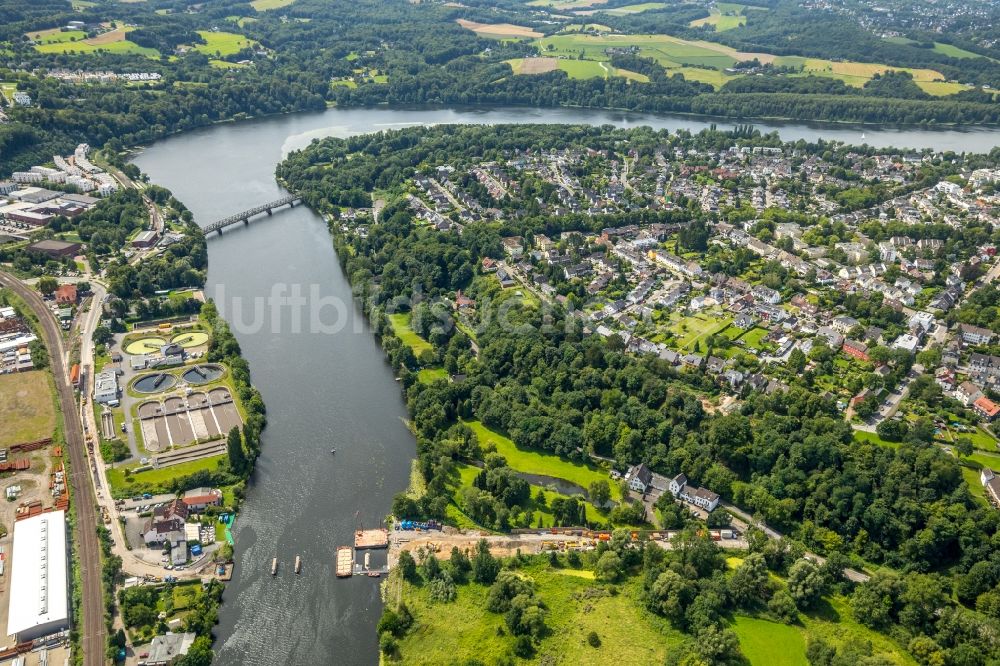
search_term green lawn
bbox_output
[392,558,683,664]
[194,31,256,57]
[106,454,227,497]
[388,313,433,356]
[666,312,733,351]
[931,42,992,60]
[733,616,807,666]
[465,421,621,500]
[417,367,449,384]
[853,430,902,449]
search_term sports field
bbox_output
[0,371,56,448]
[456,19,542,39]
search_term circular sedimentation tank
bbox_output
[171,331,210,348]
[124,336,166,355]
[133,372,178,394]
[182,363,224,384]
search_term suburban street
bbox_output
[0,270,106,666]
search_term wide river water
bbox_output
[132,105,1000,665]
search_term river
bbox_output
[131,105,1000,665]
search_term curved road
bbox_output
[0,271,105,666]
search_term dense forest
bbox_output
[279,124,1000,664]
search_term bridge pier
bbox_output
[243,218,249,225]
[266,208,273,216]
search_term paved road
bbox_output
[719,500,869,583]
[0,271,106,665]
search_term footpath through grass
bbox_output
[465,420,621,500]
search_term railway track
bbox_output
[0,271,105,665]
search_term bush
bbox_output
[587,631,601,647]
[512,635,534,659]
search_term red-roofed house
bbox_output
[181,487,223,511]
[54,284,77,305]
[842,339,870,362]
[974,396,1000,422]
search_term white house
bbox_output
[624,464,653,493]
[668,473,719,512]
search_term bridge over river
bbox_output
[202,194,301,235]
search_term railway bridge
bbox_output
[202,195,301,236]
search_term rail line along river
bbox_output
[131,105,1000,665]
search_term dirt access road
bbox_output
[0,271,105,665]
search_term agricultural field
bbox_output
[558,23,613,33]
[193,30,256,57]
[690,2,758,31]
[508,57,648,81]
[781,56,948,89]
[391,558,681,665]
[456,19,542,39]
[527,0,607,8]
[32,25,160,57]
[583,2,667,15]
[26,28,88,44]
[251,0,296,10]
[536,32,742,69]
[388,313,433,356]
[0,371,56,448]
[465,420,622,501]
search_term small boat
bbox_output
[861,132,866,140]
[295,555,302,574]
[330,449,336,454]
[271,558,278,576]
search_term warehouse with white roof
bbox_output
[6,510,70,643]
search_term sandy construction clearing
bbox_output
[456,19,543,39]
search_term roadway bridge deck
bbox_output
[202,195,301,235]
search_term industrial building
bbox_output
[94,369,120,406]
[6,510,70,643]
